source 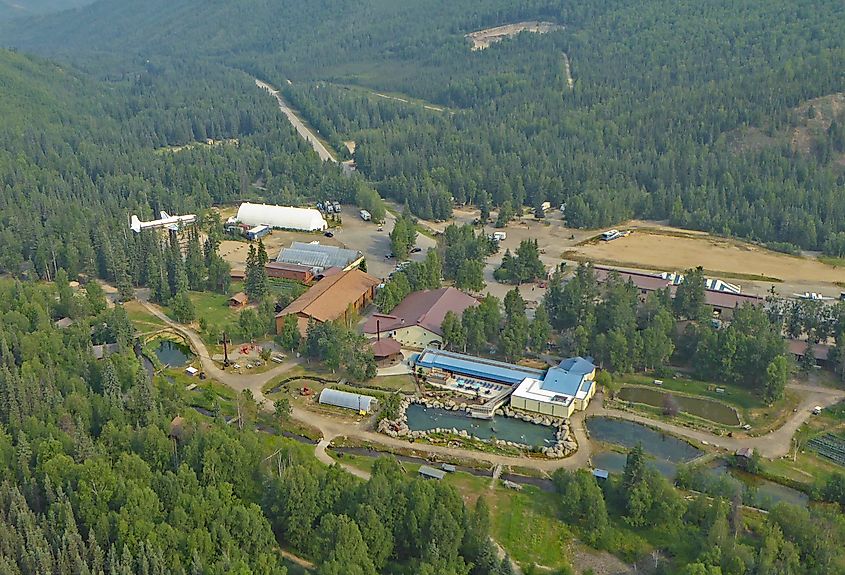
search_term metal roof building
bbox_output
[236,202,327,231]
[318,388,377,413]
[276,241,362,272]
[418,465,446,480]
[414,348,545,385]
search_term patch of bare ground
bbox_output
[568,542,632,575]
[564,222,845,286]
[728,92,845,166]
[466,21,563,51]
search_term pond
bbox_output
[405,405,556,447]
[586,417,702,462]
[618,386,740,426]
[591,450,680,480]
[708,463,808,510]
[153,339,192,367]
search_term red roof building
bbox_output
[364,287,478,350]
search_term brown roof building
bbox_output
[593,265,764,318]
[265,261,314,283]
[787,338,832,367]
[276,268,379,335]
[370,337,403,367]
[363,287,478,350]
[229,292,249,308]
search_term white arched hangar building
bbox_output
[236,202,328,231]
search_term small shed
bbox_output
[418,465,446,480]
[592,468,609,481]
[54,317,74,329]
[91,343,120,360]
[185,366,199,377]
[318,388,376,414]
[169,416,187,442]
[229,292,249,309]
[370,338,403,367]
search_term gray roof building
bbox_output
[318,388,376,413]
[277,242,362,272]
[418,465,446,480]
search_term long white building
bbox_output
[236,202,327,231]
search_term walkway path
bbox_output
[141,299,844,468]
[139,301,301,395]
[593,383,845,459]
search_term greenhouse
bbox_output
[236,202,327,231]
[318,388,377,414]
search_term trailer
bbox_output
[359,210,371,221]
[246,225,271,241]
[600,229,623,241]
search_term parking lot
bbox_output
[217,204,436,281]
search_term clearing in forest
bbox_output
[565,224,845,286]
[729,92,845,167]
[466,21,563,51]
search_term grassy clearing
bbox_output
[490,488,573,570]
[368,374,416,392]
[329,449,573,571]
[819,256,845,268]
[124,300,168,332]
[186,290,240,326]
[619,373,761,409]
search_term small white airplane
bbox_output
[130,211,197,233]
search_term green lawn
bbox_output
[819,256,845,268]
[490,488,573,570]
[187,290,240,326]
[124,300,168,332]
[620,373,761,409]
[369,374,417,392]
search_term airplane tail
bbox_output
[130,215,142,233]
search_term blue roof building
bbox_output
[413,348,544,385]
[511,356,598,418]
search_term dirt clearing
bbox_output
[567,226,845,286]
[466,21,563,50]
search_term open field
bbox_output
[466,21,563,51]
[566,224,845,287]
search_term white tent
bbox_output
[236,202,327,231]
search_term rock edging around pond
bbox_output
[377,396,578,458]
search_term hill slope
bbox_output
[0,0,93,20]
[4,0,845,251]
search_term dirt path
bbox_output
[562,53,574,90]
[592,384,844,458]
[255,78,338,163]
[139,300,301,394]
[141,299,843,467]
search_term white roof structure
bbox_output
[236,202,327,231]
[511,357,596,408]
[318,388,376,413]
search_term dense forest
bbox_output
[7,0,842,248]
[0,49,381,282]
[0,279,521,574]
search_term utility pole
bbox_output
[222,331,230,367]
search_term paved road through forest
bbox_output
[255,78,337,163]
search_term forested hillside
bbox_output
[0,49,379,282]
[0,0,91,20]
[4,0,845,249]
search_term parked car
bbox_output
[324,231,334,237]
[410,247,422,254]
[385,253,394,259]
